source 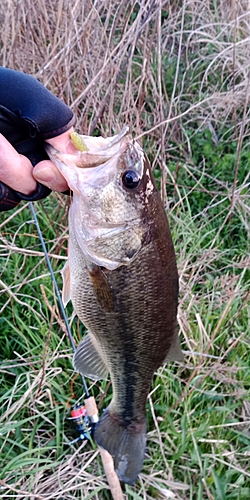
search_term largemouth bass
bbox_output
[45,127,183,485]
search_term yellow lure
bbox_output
[70,131,89,152]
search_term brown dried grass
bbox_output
[0,1,250,499]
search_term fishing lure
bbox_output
[70,131,89,151]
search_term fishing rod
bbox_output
[29,201,124,500]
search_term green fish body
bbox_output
[46,129,182,485]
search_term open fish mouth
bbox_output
[45,126,143,198]
[45,125,131,170]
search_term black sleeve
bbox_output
[0,67,75,211]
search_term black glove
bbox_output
[0,67,75,211]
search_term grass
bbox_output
[0,0,249,499]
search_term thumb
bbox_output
[33,160,69,192]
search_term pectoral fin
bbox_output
[61,260,71,306]
[164,335,183,362]
[88,265,115,312]
[73,333,108,380]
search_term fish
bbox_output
[45,127,183,485]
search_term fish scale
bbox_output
[45,129,183,485]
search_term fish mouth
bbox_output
[90,126,130,153]
[45,126,131,170]
[45,129,145,198]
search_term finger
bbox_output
[0,134,37,194]
[33,160,69,192]
[46,126,77,154]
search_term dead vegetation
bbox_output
[0,1,249,499]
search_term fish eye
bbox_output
[122,170,140,189]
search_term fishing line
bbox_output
[29,201,89,397]
[29,200,124,499]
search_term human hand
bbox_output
[0,128,76,195]
[34,128,77,191]
[0,67,75,211]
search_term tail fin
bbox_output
[94,409,147,485]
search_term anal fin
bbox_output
[73,333,108,380]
